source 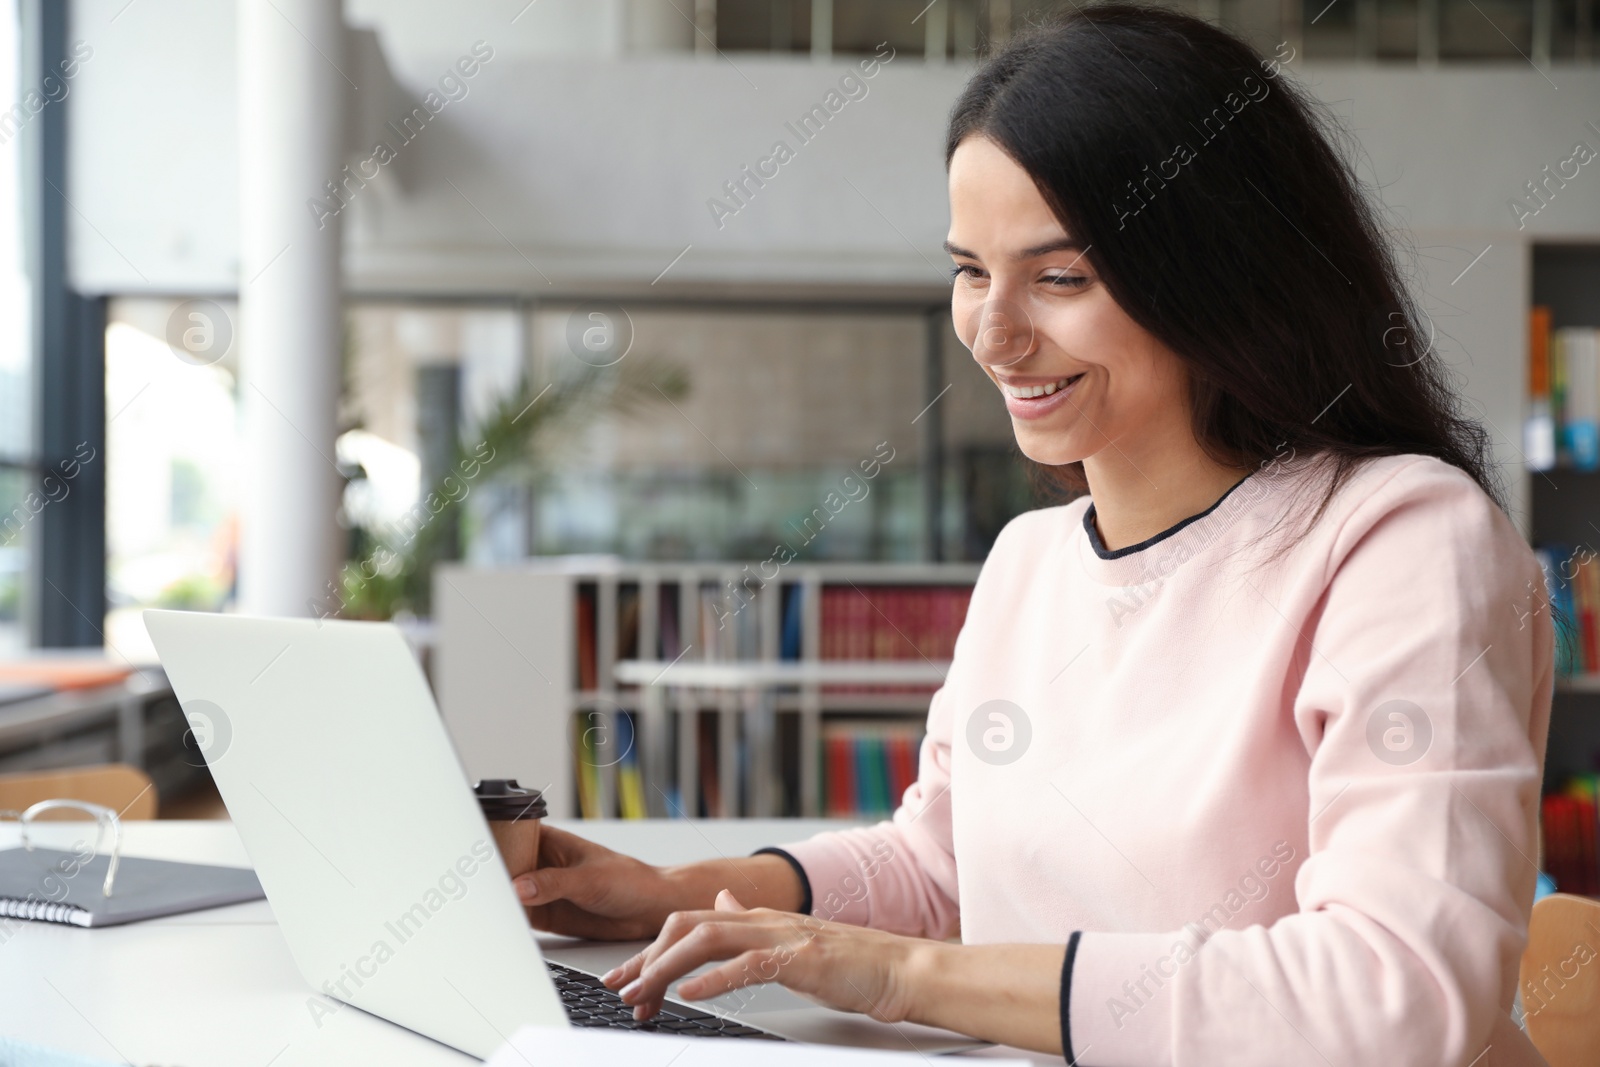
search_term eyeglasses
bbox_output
[0,799,123,898]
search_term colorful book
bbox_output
[821,721,925,818]
[1552,324,1569,453]
[1584,555,1600,674]
[615,712,647,820]
[818,585,973,695]
[575,585,598,691]
[574,710,603,818]
[1557,328,1600,470]
[618,585,641,661]
[658,583,681,660]
[1526,307,1556,470]
[1539,544,1582,675]
[1541,788,1599,896]
[697,713,721,818]
[780,584,803,661]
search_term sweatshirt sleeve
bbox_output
[1067,459,1554,1067]
[767,680,961,939]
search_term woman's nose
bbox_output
[965,292,1036,368]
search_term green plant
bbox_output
[341,359,689,619]
[156,572,227,612]
[0,574,19,621]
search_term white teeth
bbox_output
[1006,376,1075,399]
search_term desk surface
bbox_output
[0,820,1057,1066]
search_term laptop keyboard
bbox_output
[548,961,786,1040]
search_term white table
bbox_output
[0,820,1058,1066]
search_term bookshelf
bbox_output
[1528,244,1600,896]
[433,559,979,820]
[1530,246,1600,701]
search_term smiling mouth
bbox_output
[1003,373,1084,399]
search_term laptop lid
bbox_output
[143,610,567,1058]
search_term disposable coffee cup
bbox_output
[474,779,547,882]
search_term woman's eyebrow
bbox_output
[1017,238,1085,259]
[941,238,1085,260]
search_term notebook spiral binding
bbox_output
[0,897,91,926]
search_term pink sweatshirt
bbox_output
[774,452,1554,1067]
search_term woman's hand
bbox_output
[512,826,805,942]
[602,889,929,1023]
[513,824,680,940]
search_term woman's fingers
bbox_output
[617,917,791,1017]
[676,949,777,1000]
[597,899,774,993]
[626,907,720,979]
[601,948,648,989]
[512,864,582,905]
[600,907,716,990]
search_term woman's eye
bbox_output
[1042,274,1089,288]
[950,263,985,281]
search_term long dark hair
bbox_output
[947,3,1501,529]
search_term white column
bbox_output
[626,0,694,52]
[694,0,716,56]
[924,0,948,64]
[237,0,344,617]
[811,0,831,61]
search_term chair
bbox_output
[0,764,159,821]
[1518,892,1600,1067]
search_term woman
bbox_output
[515,6,1553,1063]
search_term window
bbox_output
[1303,0,1596,61]
[0,0,29,653]
[103,298,240,662]
[713,0,987,59]
[714,0,1597,63]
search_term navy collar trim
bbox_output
[1083,472,1256,561]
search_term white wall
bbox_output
[67,0,239,293]
[66,3,1600,298]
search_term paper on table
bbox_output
[487,1026,1036,1067]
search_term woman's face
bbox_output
[946,135,1192,468]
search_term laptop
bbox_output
[143,610,983,1058]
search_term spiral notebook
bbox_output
[0,846,264,927]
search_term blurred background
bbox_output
[0,0,1598,856]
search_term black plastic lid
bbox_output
[473,779,547,821]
